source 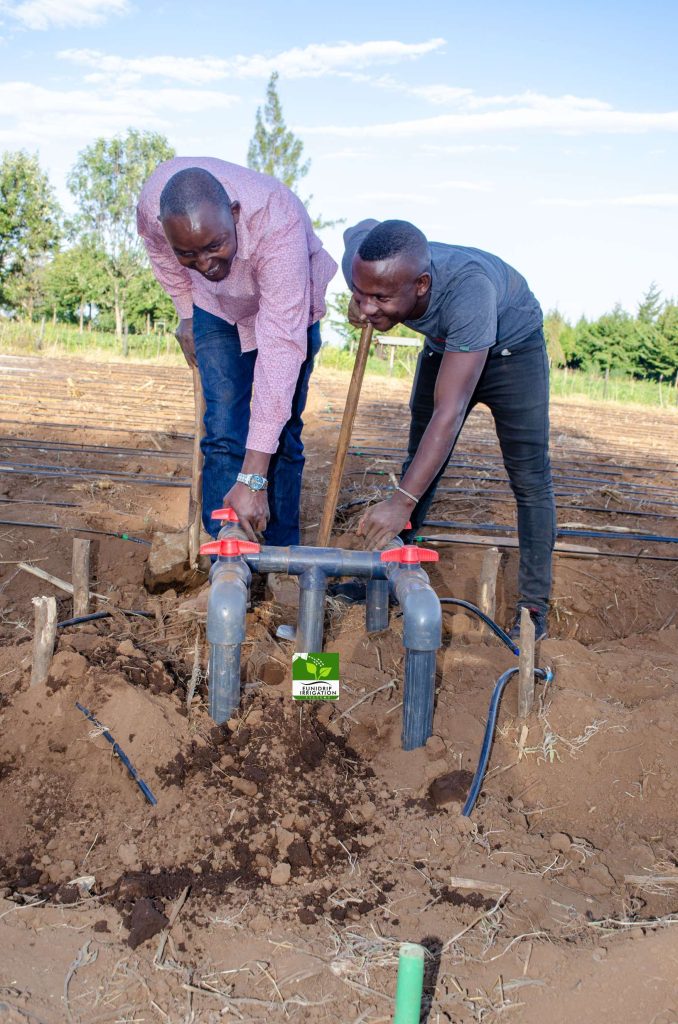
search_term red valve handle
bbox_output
[211,507,239,522]
[380,545,439,564]
[200,538,260,557]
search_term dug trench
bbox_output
[0,364,677,1022]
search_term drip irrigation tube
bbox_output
[423,520,678,545]
[417,534,678,562]
[75,701,157,806]
[439,597,519,655]
[0,519,151,544]
[57,609,153,629]
[0,462,190,487]
[462,666,552,817]
[0,438,191,460]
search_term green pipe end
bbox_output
[393,942,426,1024]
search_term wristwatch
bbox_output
[237,472,268,492]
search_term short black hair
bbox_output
[358,219,430,270]
[159,167,232,220]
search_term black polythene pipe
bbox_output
[416,534,678,562]
[462,667,552,817]
[422,520,678,545]
[439,598,519,655]
[57,609,154,629]
[0,466,190,487]
[0,519,151,544]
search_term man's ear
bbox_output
[416,272,432,297]
[230,200,241,225]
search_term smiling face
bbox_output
[161,199,241,282]
[351,253,431,330]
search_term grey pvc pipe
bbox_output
[209,644,241,723]
[296,566,328,653]
[402,649,437,750]
[366,578,389,633]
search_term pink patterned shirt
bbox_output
[137,157,337,453]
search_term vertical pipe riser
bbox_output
[402,649,437,750]
[366,579,389,633]
[209,643,241,724]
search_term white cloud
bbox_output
[6,0,129,30]
[58,38,446,84]
[299,93,678,137]
[0,80,239,142]
[536,193,678,208]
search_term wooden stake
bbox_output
[72,538,91,617]
[477,546,501,621]
[188,365,206,567]
[317,323,373,547]
[517,607,535,719]
[31,595,57,687]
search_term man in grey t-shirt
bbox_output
[340,218,555,640]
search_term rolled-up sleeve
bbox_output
[246,194,313,454]
[136,202,194,320]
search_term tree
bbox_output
[247,72,338,229]
[543,310,568,367]
[637,282,663,323]
[247,72,310,189]
[0,151,61,316]
[68,129,175,340]
[38,243,108,328]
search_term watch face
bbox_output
[250,474,267,491]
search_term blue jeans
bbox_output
[402,330,556,613]
[192,306,321,545]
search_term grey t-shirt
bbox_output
[343,220,543,354]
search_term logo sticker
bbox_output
[292,653,339,700]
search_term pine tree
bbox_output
[247,72,310,189]
[247,72,338,229]
[637,282,663,323]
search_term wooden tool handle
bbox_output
[188,365,206,566]
[316,323,374,547]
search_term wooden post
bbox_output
[188,365,206,567]
[477,547,501,623]
[517,607,536,719]
[317,323,374,547]
[31,596,58,687]
[72,539,91,617]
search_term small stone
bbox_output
[270,863,291,886]
[281,813,296,829]
[59,860,76,877]
[144,532,188,591]
[298,908,317,925]
[233,778,258,798]
[550,832,572,853]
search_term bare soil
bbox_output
[0,354,677,1024]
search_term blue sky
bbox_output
[1,0,677,320]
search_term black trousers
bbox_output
[402,331,556,613]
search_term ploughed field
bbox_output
[0,354,677,1023]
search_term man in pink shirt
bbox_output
[137,158,337,543]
